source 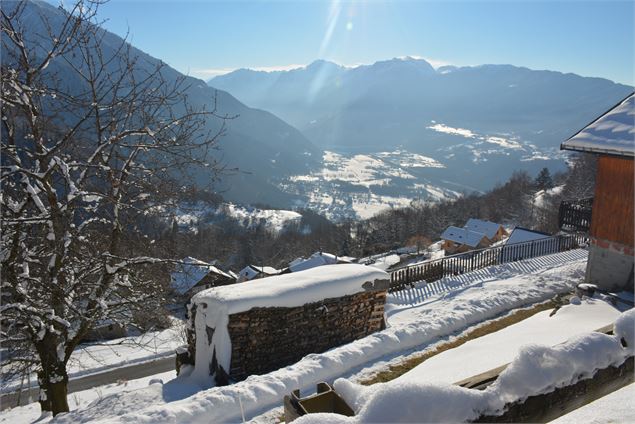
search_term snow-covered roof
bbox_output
[170,257,232,295]
[441,226,488,247]
[464,218,504,240]
[288,251,341,273]
[238,265,280,281]
[561,93,635,157]
[192,264,389,315]
[506,227,551,245]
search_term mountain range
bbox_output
[9,1,632,219]
[210,58,632,202]
[6,0,321,207]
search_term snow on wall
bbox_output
[191,264,389,380]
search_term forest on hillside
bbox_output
[149,153,596,273]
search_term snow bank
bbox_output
[328,309,633,423]
[191,265,389,380]
[614,308,635,353]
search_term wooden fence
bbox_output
[389,233,588,292]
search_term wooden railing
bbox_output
[559,197,593,233]
[389,233,588,292]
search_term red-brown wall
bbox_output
[590,156,634,247]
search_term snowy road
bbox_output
[0,357,174,411]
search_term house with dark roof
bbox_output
[561,93,634,292]
[441,226,491,255]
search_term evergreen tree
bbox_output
[535,167,554,190]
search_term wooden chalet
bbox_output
[464,218,508,242]
[441,226,491,255]
[561,93,634,292]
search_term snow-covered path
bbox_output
[42,249,587,424]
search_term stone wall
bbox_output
[226,290,386,382]
[586,238,634,292]
[184,286,387,384]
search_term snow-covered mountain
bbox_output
[4,0,321,207]
[210,57,633,193]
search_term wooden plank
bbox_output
[591,156,634,246]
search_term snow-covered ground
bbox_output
[280,150,460,220]
[0,370,178,424]
[174,201,302,233]
[550,382,635,424]
[12,249,588,423]
[2,321,185,394]
[301,308,634,423]
[363,253,401,271]
[395,298,621,385]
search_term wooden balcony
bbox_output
[559,197,593,233]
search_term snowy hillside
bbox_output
[174,202,303,232]
[278,150,460,220]
[8,249,593,423]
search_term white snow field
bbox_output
[2,249,592,423]
[395,297,621,385]
[300,308,635,424]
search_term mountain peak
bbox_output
[305,59,342,70]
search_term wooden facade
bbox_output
[442,237,490,255]
[491,226,509,242]
[590,156,634,247]
[188,270,237,295]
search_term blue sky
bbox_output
[72,0,633,84]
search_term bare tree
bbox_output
[1,0,227,414]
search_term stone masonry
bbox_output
[183,285,388,385]
[226,289,386,382]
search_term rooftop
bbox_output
[441,226,488,248]
[561,93,635,157]
[464,218,503,240]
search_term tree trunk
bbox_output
[49,378,69,415]
[38,366,70,415]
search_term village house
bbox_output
[505,227,551,245]
[171,257,237,299]
[464,218,508,242]
[441,226,491,255]
[285,251,353,273]
[561,93,634,292]
[237,264,282,283]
